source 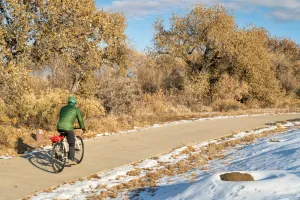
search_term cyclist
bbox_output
[57,97,86,165]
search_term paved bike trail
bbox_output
[0,114,299,200]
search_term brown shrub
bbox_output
[277,98,300,111]
[96,75,141,115]
[163,68,185,91]
[213,74,249,102]
[220,172,254,181]
[0,125,18,149]
[137,65,165,94]
[132,92,193,122]
[85,115,134,134]
[0,63,30,103]
[77,97,105,119]
[169,74,210,111]
[14,89,104,130]
[212,99,244,112]
[15,89,68,129]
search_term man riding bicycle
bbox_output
[57,97,86,165]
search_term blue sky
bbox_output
[96,0,300,51]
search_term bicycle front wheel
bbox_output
[74,136,84,164]
[51,142,66,173]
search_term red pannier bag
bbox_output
[50,135,64,143]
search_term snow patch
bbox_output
[136,123,300,200]
[136,159,158,169]
[0,155,12,160]
[168,171,300,200]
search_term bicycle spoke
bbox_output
[51,142,66,173]
[74,136,84,164]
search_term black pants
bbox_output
[58,129,75,161]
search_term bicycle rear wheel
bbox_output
[74,136,84,164]
[51,142,66,173]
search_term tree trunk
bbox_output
[71,72,82,93]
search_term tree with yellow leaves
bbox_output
[153,4,283,106]
[0,0,128,94]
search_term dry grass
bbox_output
[107,188,118,198]
[220,172,254,181]
[181,145,196,155]
[127,169,142,176]
[97,184,106,189]
[116,175,125,180]
[87,174,100,180]
[212,99,245,112]
[89,190,108,200]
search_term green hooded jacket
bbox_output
[57,103,85,131]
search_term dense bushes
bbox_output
[0,3,299,136]
[212,100,245,112]
[1,89,104,130]
[96,73,141,115]
[0,125,17,149]
[16,89,67,129]
[213,74,249,102]
[132,92,192,120]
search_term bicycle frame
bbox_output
[60,136,82,160]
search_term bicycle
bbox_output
[50,128,84,173]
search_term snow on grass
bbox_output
[230,125,278,139]
[280,121,295,127]
[136,159,159,169]
[100,165,135,182]
[157,146,188,163]
[162,170,300,200]
[135,125,300,200]
[30,165,138,200]
[28,120,299,200]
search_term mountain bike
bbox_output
[50,128,84,173]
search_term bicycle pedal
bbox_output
[68,160,78,165]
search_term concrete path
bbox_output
[0,114,299,200]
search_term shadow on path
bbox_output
[21,151,56,174]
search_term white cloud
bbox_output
[233,0,300,21]
[102,0,222,18]
[101,0,300,21]
[270,9,300,21]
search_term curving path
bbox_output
[0,113,299,200]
